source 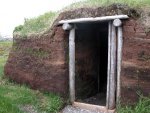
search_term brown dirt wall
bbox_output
[121,19,150,104]
[5,27,69,96]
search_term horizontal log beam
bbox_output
[59,15,128,24]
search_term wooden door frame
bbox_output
[60,16,127,111]
[106,20,123,109]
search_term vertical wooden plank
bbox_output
[106,21,112,108]
[117,26,123,103]
[69,28,75,103]
[108,23,117,110]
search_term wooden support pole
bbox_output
[63,23,73,30]
[69,27,75,103]
[106,21,112,108]
[116,26,123,103]
[113,19,122,27]
[108,23,117,110]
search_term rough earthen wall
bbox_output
[5,27,69,96]
[121,19,150,104]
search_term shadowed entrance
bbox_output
[75,22,108,106]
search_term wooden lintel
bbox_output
[59,15,128,24]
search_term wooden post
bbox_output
[106,21,112,108]
[116,26,123,103]
[113,19,123,103]
[108,23,117,110]
[69,27,75,103]
[113,19,122,27]
[63,23,73,30]
[107,19,123,109]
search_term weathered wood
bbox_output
[73,102,115,113]
[59,15,129,24]
[63,23,73,30]
[106,21,112,108]
[108,23,117,110]
[69,28,75,103]
[113,19,122,27]
[116,26,123,103]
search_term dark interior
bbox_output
[75,22,108,106]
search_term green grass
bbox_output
[0,41,63,113]
[67,0,150,10]
[0,85,63,113]
[13,0,150,36]
[13,12,58,37]
[117,95,150,113]
[0,41,12,78]
[0,41,12,57]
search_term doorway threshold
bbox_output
[77,93,106,106]
[73,102,115,113]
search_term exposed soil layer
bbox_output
[5,4,150,104]
[121,18,150,104]
[5,27,69,95]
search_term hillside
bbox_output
[13,0,150,36]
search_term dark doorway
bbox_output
[75,22,108,106]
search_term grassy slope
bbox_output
[117,95,150,113]
[67,0,150,9]
[0,41,12,78]
[14,0,150,36]
[14,12,58,36]
[0,41,63,113]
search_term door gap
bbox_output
[75,22,108,106]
